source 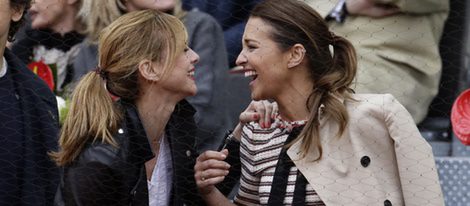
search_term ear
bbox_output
[10,5,25,22]
[138,59,162,82]
[287,44,306,69]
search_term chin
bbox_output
[187,87,197,97]
[251,92,265,101]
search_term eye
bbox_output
[184,46,190,52]
[247,44,257,51]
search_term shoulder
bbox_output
[4,49,56,102]
[345,93,415,130]
[346,93,403,116]
[76,142,119,167]
[185,9,218,24]
[184,9,222,31]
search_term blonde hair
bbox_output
[79,0,123,43]
[51,10,188,166]
[251,0,357,161]
[79,0,187,43]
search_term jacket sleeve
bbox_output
[383,94,444,206]
[371,0,449,14]
[66,162,127,206]
[307,0,449,16]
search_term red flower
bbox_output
[28,61,55,91]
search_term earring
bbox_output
[116,0,127,11]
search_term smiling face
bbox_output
[126,0,175,12]
[236,17,291,101]
[158,45,199,98]
[29,0,67,29]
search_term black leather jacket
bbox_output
[55,100,215,205]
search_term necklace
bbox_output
[273,114,308,132]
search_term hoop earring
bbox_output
[116,0,127,12]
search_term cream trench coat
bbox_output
[287,94,444,206]
[304,0,449,123]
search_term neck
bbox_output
[50,8,78,35]
[135,86,181,152]
[275,67,314,122]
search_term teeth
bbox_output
[188,71,195,77]
[244,71,257,77]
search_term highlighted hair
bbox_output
[51,10,188,166]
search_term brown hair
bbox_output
[51,10,188,166]
[251,0,357,160]
[8,0,31,42]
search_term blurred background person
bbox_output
[306,0,449,124]
[0,0,59,205]
[11,0,84,96]
[182,0,261,68]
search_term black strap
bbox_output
[292,171,307,205]
[267,127,305,205]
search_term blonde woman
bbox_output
[194,0,444,205]
[52,10,204,205]
[75,0,230,153]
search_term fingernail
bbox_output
[221,154,227,159]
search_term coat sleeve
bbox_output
[383,94,444,206]
[371,0,449,14]
[66,162,127,206]
[306,0,449,16]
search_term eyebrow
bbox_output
[244,38,260,44]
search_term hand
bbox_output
[346,0,399,18]
[194,149,231,196]
[239,100,278,129]
[231,100,279,141]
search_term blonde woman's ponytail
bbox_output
[50,72,122,166]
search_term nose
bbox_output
[189,48,199,64]
[235,50,247,66]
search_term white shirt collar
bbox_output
[0,57,7,78]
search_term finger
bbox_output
[195,158,231,173]
[201,159,231,170]
[271,102,279,119]
[196,151,227,162]
[262,101,272,127]
[239,111,260,123]
[197,176,226,189]
[253,102,266,128]
[221,149,229,156]
[200,168,230,180]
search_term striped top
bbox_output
[234,121,325,205]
